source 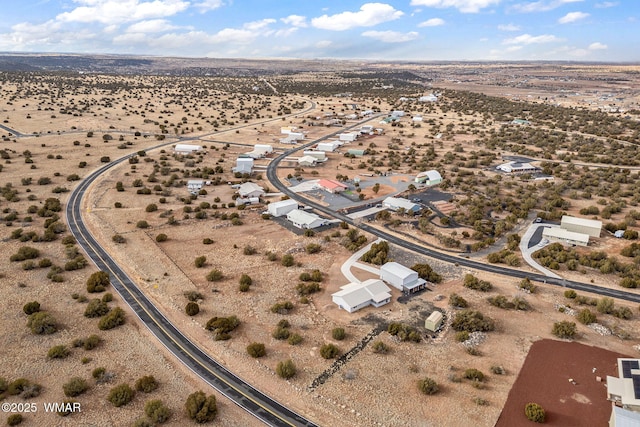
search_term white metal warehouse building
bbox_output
[560,215,602,237]
[380,262,427,293]
[267,199,298,217]
[286,209,327,229]
[542,227,590,247]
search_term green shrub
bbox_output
[295,282,321,296]
[206,269,223,282]
[331,327,346,340]
[455,331,470,342]
[239,274,252,287]
[276,359,296,379]
[596,297,615,314]
[418,377,439,395]
[463,368,485,382]
[577,308,597,325]
[243,245,257,255]
[305,243,322,254]
[135,376,158,393]
[281,254,295,267]
[85,299,110,318]
[108,383,135,407]
[246,342,266,358]
[48,345,70,359]
[185,302,200,316]
[372,340,390,354]
[449,293,468,308]
[27,311,57,335]
[552,321,577,339]
[86,271,110,293]
[6,414,23,426]
[136,220,149,229]
[10,246,40,262]
[270,301,294,314]
[463,274,492,291]
[205,316,240,340]
[23,301,41,315]
[272,327,290,340]
[63,377,89,397]
[146,203,158,212]
[155,233,168,242]
[287,333,303,345]
[185,391,217,423]
[145,399,171,424]
[194,256,206,268]
[320,343,340,359]
[83,334,102,350]
[524,402,546,423]
[518,278,537,293]
[98,307,126,330]
[451,310,495,333]
[411,263,443,283]
[7,378,41,398]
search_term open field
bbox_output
[1,60,640,426]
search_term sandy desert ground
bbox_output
[1,66,640,426]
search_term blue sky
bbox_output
[0,1,637,61]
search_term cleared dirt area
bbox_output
[496,339,630,427]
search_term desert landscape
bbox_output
[1,57,640,427]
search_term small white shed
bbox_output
[425,311,443,332]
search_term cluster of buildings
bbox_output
[267,199,328,229]
[331,261,428,313]
[542,215,603,247]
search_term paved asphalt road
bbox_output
[266,121,640,305]
[66,103,321,426]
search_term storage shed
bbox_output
[560,215,602,238]
[267,199,298,217]
[425,311,443,332]
[233,157,254,174]
[347,149,366,157]
[380,262,426,293]
[187,180,204,192]
[339,132,358,142]
[331,279,392,313]
[298,156,317,167]
[316,142,338,152]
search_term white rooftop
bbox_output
[561,215,603,229]
[542,227,590,244]
[286,209,323,226]
[332,279,392,307]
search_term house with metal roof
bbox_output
[286,209,327,229]
[380,262,427,293]
[237,182,264,198]
[317,179,347,194]
[496,161,538,174]
[298,156,318,167]
[332,279,392,313]
[382,197,420,213]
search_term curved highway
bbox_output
[266,121,640,305]
[66,105,320,426]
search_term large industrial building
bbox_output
[542,227,590,247]
[561,215,602,238]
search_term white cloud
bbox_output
[57,0,190,25]
[125,19,178,33]
[311,3,403,31]
[243,19,276,32]
[281,15,307,28]
[418,18,445,27]
[558,11,589,24]
[506,45,523,52]
[193,0,224,13]
[503,33,561,44]
[410,0,501,13]
[361,30,419,42]
[588,42,607,50]
[498,23,520,31]
[315,40,333,49]
[511,0,583,13]
[595,1,618,8]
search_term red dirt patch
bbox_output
[496,339,630,427]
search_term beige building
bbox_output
[607,358,640,426]
[561,215,602,237]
